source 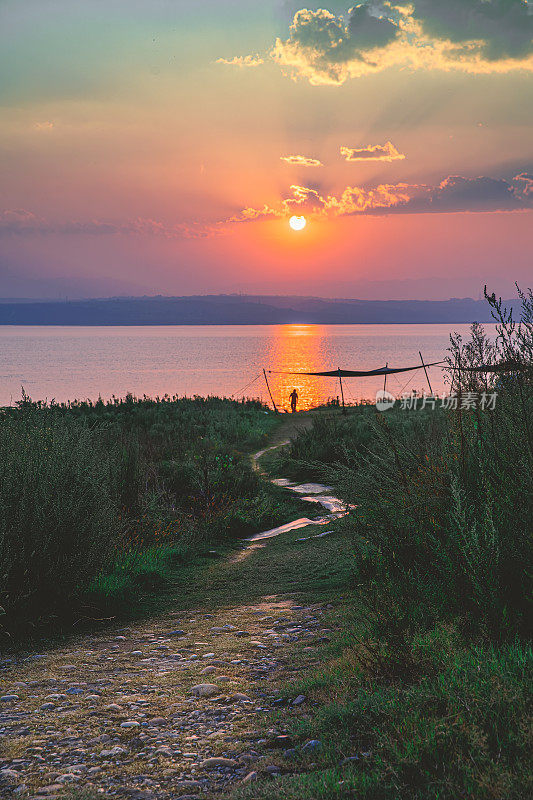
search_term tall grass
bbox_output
[0,414,122,621]
[0,395,285,634]
[280,288,533,637]
[253,288,533,800]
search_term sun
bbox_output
[289,215,306,231]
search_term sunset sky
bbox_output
[1,0,532,299]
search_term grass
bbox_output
[229,287,533,799]
[0,394,309,642]
[1,287,530,799]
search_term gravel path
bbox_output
[0,417,336,800]
[0,596,331,799]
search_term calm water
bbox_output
[0,324,490,410]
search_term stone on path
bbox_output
[292,694,306,706]
[200,757,237,769]
[302,739,323,753]
[190,683,219,697]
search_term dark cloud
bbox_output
[404,175,524,213]
[228,172,533,223]
[271,4,401,84]
[4,174,532,245]
[347,3,399,51]
[267,0,533,84]
[410,0,533,61]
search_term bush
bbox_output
[0,395,288,633]
[0,414,122,620]
[280,287,533,637]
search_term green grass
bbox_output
[230,289,533,800]
[0,394,306,641]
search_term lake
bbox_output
[0,323,489,410]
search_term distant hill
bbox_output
[0,294,518,325]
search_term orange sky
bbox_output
[1,1,532,299]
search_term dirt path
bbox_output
[0,415,333,800]
[0,597,330,799]
[251,411,315,474]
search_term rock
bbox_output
[242,771,258,783]
[130,650,143,656]
[104,703,123,711]
[200,666,216,675]
[120,720,140,728]
[176,780,202,789]
[283,748,298,759]
[302,739,322,753]
[56,773,79,784]
[190,683,219,698]
[265,765,281,774]
[229,693,251,702]
[292,694,306,706]
[0,695,19,702]
[0,769,19,782]
[35,785,64,795]
[168,630,186,637]
[149,717,166,725]
[40,702,55,710]
[200,757,237,769]
[99,746,127,758]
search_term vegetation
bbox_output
[0,395,303,638]
[0,288,530,798]
[252,287,533,798]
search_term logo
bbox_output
[375,389,396,411]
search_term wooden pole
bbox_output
[263,369,279,413]
[450,355,457,394]
[338,368,346,415]
[419,351,433,395]
[383,362,388,392]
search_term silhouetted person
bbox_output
[289,389,298,413]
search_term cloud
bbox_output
[226,173,533,223]
[409,0,533,61]
[513,172,533,196]
[0,210,215,239]
[3,173,531,242]
[280,154,323,166]
[341,141,405,162]
[34,121,54,131]
[216,54,264,67]
[269,1,533,85]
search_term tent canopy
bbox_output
[268,361,444,378]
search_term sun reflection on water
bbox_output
[266,324,338,411]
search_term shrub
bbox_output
[0,414,122,620]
